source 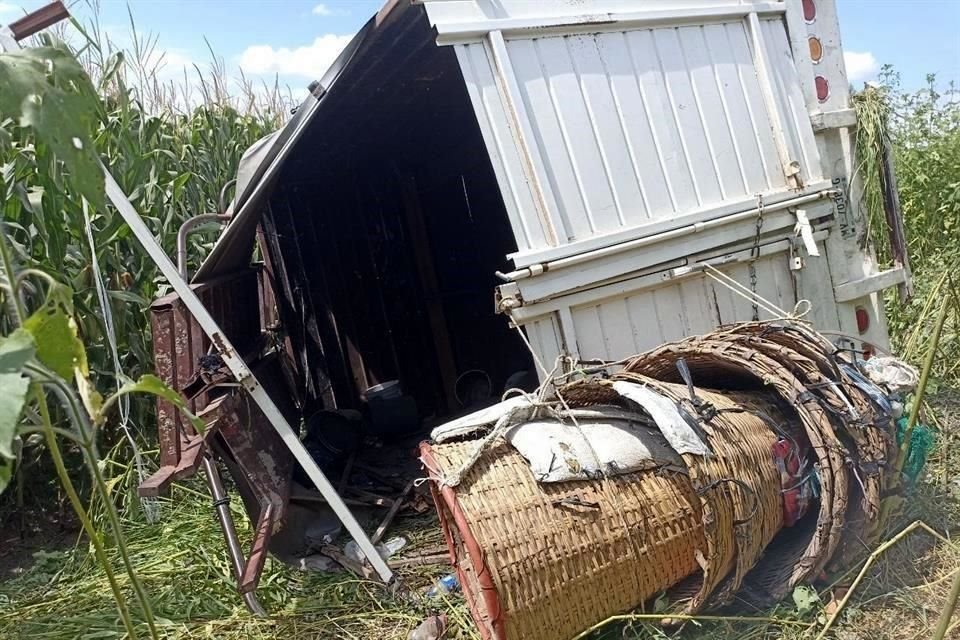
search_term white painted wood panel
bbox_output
[567,252,798,360]
[450,15,822,261]
[455,44,547,252]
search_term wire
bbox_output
[83,201,158,523]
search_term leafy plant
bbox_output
[0,36,206,640]
[853,69,960,380]
[0,15,283,527]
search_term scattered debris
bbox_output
[372,480,415,544]
[425,574,459,599]
[407,614,448,640]
[343,536,407,565]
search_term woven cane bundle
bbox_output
[422,321,902,640]
[423,440,706,640]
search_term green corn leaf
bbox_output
[0,45,104,209]
[0,329,36,462]
[104,374,204,433]
[22,284,88,380]
[792,585,821,616]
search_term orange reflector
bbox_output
[803,0,817,22]
[815,75,830,102]
[808,36,823,63]
[855,306,870,334]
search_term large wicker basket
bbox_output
[421,384,791,639]
[421,321,901,639]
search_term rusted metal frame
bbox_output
[178,235,270,616]
[106,132,395,585]
[156,271,259,448]
[240,504,275,593]
[397,172,460,412]
[150,303,181,468]
[137,396,226,498]
[7,0,67,41]
[256,229,281,331]
[256,226,303,410]
[260,203,313,407]
[173,296,199,417]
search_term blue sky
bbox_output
[1,0,957,96]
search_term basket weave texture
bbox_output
[423,383,791,639]
[421,321,899,640]
[424,440,705,640]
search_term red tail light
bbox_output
[815,76,830,102]
[855,306,870,334]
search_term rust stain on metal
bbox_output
[146,268,268,493]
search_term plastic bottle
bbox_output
[425,573,459,598]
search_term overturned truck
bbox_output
[142,0,915,636]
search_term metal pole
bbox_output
[203,456,267,615]
[177,213,231,280]
[0,25,394,585]
[177,226,266,616]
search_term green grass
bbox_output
[0,481,476,640]
[1,425,957,640]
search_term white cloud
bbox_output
[312,4,347,17]
[844,50,880,83]
[0,2,20,16]
[239,34,353,79]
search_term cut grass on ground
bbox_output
[2,392,960,640]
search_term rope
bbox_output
[83,201,159,523]
[704,264,814,323]
[704,265,788,319]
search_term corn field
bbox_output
[1,10,960,640]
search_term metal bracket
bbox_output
[793,209,820,257]
[834,267,908,303]
[810,108,858,132]
[0,15,394,585]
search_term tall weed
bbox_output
[854,68,960,379]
